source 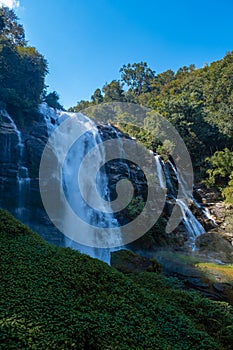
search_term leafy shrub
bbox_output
[0,209,233,349]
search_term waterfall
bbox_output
[176,199,205,248]
[39,107,208,256]
[192,197,217,226]
[4,113,30,217]
[154,155,166,189]
[39,103,58,136]
[169,160,217,228]
[1,104,210,261]
[40,111,123,264]
[159,158,205,248]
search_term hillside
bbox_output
[69,53,233,202]
[0,209,233,349]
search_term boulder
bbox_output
[196,231,233,263]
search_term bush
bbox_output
[0,209,233,349]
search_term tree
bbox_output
[120,62,155,95]
[205,148,233,188]
[43,91,64,110]
[0,6,26,46]
[68,100,91,112]
[0,45,47,111]
[91,88,103,104]
[150,69,175,95]
[176,64,195,78]
[203,51,233,139]
[222,174,233,204]
[0,7,48,122]
[103,80,125,102]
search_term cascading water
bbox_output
[156,156,205,249]
[1,104,212,262]
[175,199,205,248]
[40,109,123,263]
[4,112,30,218]
[40,106,208,255]
[192,197,217,226]
[168,160,217,228]
[39,103,58,136]
[154,155,166,190]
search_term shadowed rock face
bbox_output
[0,112,19,178]
[111,249,233,305]
[0,109,49,181]
[0,108,66,247]
[0,106,229,257]
[196,231,233,263]
[0,110,45,189]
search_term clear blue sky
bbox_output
[12,0,233,109]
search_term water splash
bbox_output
[41,111,124,264]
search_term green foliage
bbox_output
[43,91,64,110]
[222,174,233,204]
[204,148,233,204]
[68,99,92,112]
[103,80,125,102]
[156,139,174,161]
[203,52,233,139]
[126,197,145,218]
[0,6,26,46]
[91,88,103,104]
[0,7,47,123]
[120,61,155,95]
[205,149,233,187]
[1,209,233,349]
[69,53,233,176]
[150,69,175,96]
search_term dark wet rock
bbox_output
[157,253,233,303]
[0,109,48,180]
[112,248,233,304]
[0,111,20,177]
[213,282,225,293]
[25,136,46,178]
[196,232,233,263]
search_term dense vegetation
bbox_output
[69,55,233,203]
[0,209,233,349]
[204,148,233,204]
[0,7,48,124]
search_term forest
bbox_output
[69,55,233,204]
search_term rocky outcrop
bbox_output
[0,109,49,180]
[196,231,233,263]
[194,185,233,247]
[1,105,231,258]
[0,110,19,179]
[0,107,66,247]
[160,255,233,304]
[98,124,148,202]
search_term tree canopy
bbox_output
[0,6,26,46]
[120,61,155,95]
[43,91,64,110]
[69,52,233,202]
[0,7,48,123]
